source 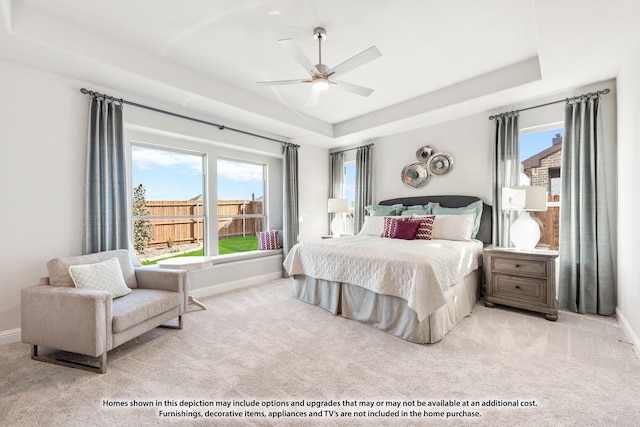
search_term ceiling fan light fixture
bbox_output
[312,77,329,91]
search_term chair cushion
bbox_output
[111,289,181,333]
[47,249,138,288]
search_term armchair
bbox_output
[21,249,189,373]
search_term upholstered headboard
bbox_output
[378,195,492,245]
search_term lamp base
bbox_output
[331,214,345,236]
[510,211,541,250]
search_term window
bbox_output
[519,127,563,249]
[217,158,266,254]
[131,145,206,264]
[129,130,282,263]
[343,162,356,234]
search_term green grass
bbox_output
[218,236,258,254]
[142,236,257,265]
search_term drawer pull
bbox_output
[515,264,520,268]
[515,285,521,289]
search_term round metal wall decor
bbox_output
[415,145,433,162]
[427,152,454,176]
[401,162,430,188]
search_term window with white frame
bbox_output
[130,139,279,264]
[519,126,564,249]
[217,158,266,254]
[131,145,206,264]
[343,161,356,234]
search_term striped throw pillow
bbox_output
[257,230,281,250]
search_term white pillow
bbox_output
[358,216,386,236]
[69,257,133,298]
[432,214,475,241]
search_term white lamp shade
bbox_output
[328,198,349,213]
[502,186,547,212]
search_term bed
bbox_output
[283,195,492,344]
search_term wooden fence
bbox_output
[141,199,263,247]
[531,195,560,250]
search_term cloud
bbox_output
[217,159,263,182]
[132,146,202,173]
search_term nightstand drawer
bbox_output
[491,256,547,277]
[493,274,547,303]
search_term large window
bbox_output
[519,127,563,249]
[131,145,206,264]
[217,158,266,254]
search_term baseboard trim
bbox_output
[616,307,640,359]
[190,272,283,300]
[0,328,21,346]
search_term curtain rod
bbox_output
[331,143,374,154]
[80,88,299,147]
[488,88,610,120]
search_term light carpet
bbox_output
[1,278,639,426]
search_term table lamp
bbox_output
[328,198,349,236]
[502,186,547,250]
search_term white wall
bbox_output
[372,113,494,203]
[0,60,86,338]
[616,50,640,349]
[0,58,328,340]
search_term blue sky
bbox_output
[131,146,263,201]
[520,127,563,162]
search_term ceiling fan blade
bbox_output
[327,46,382,78]
[333,79,375,97]
[278,38,318,76]
[257,79,311,86]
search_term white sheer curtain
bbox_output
[492,113,520,247]
[558,95,615,315]
[83,95,128,254]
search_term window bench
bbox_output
[156,250,284,308]
[155,250,283,271]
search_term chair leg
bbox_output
[159,315,183,330]
[31,345,107,374]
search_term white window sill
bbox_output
[155,250,283,271]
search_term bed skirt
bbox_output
[291,270,480,344]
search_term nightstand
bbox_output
[483,246,559,321]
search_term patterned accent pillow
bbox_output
[68,257,132,299]
[257,230,281,250]
[381,216,409,238]
[409,215,435,240]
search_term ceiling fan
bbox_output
[257,27,382,105]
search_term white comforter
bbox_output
[283,235,484,322]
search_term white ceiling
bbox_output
[1,0,639,148]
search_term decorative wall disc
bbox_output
[416,145,433,162]
[427,152,454,176]
[401,162,430,188]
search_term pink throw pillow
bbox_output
[409,216,435,240]
[381,217,409,238]
[257,230,281,250]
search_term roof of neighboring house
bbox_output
[522,143,562,169]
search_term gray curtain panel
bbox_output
[558,95,615,315]
[354,145,373,234]
[282,143,299,258]
[492,113,521,247]
[83,96,128,254]
[329,151,345,234]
